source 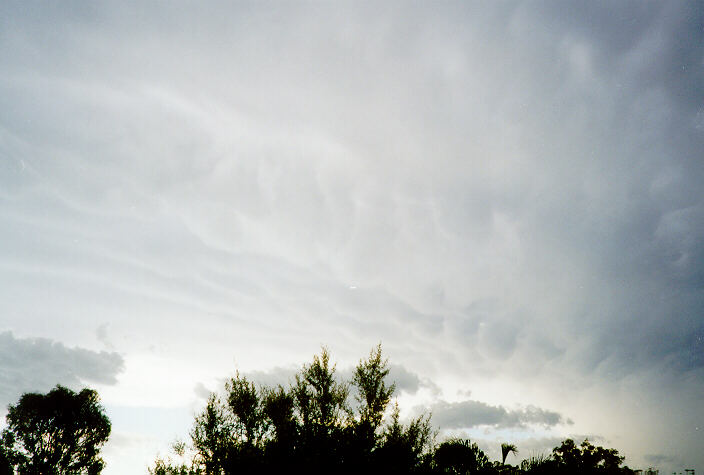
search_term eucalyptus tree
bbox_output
[352,343,396,458]
[294,347,350,435]
[353,343,396,432]
[226,372,265,446]
[292,347,350,469]
[189,394,233,474]
[1,385,111,474]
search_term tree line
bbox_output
[0,345,638,474]
[148,345,637,475]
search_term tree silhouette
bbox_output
[551,438,635,474]
[1,385,111,474]
[147,346,641,475]
[502,443,518,464]
[369,401,434,474]
[189,393,233,474]
[434,437,490,474]
[292,346,350,471]
[150,345,437,474]
[0,445,11,475]
[226,372,264,446]
[261,384,296,470]
[352,343,396,463]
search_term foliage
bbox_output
[150,345,435,474]
[189,394,233,473]
[353,343,395,433]
[148,457,201,475]
[434,437,491,474]
[376,402,434,473]
[226,372,264,446]
[147,346,640,475]
[1,385,111,475]
[551,438,635,474]
[0,445,11,475]
[520,453,556,474]
[501,443,518,464]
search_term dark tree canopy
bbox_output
[1,385,111,475]
[434,438,491,474]
[551,438,633,474]
[0,444,11,475]
[150,346,435,474]
[148,346,638,475]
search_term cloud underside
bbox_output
[0,332,124,407]
[0,1,703,470]
[0,2,701,387]
[427,399,566,430]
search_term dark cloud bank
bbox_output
[0,331,124,407]
[428,399,568,430]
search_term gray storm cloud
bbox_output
[427,399,567,430]
[0,332,124,407]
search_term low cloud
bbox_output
[193,382,213,400]
[0,331,124,407]
[388,364,424,394]
[426,399,569,430]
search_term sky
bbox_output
[0,1,703,473]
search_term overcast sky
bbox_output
[1,2,702,473]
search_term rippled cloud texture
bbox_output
[1,2,702,473]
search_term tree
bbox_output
[501,443,518,465]
[153,346,653,474]
[434,438,490,474]
[226,372,265,446]
[0,444,11,475]
[261,385,296,470]
[376,403,433,474]
[353,343,395,433]
[292,347,350,470]
[189,394,232,474]
[551,438,634,474]
[1,385,111,474]
[148,441,201,475]
[295,347,349,435]
[262,385,296,446]
[351,343,396,466]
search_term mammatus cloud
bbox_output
[0,331,124,407]
[0,1,703,473]
[0,0,701,383]
[427,399,569,430]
